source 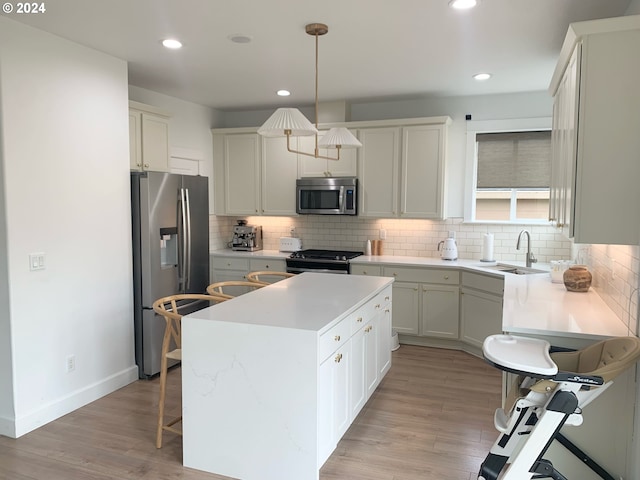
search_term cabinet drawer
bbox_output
[383,266,459,285]
[248,258,286,272]
[319,319,350,363]
[213,256,249,271]
[462,271,504,296]
[350,286,392,336]
[351,264,382,276]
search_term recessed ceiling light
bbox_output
[162,39,182,49]
[473,72,492,81]
[277,90,291,97]
[449,0,478,10]
[228,34,253,44]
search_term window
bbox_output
[464,118,552,223]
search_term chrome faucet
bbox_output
[516,230,537,268]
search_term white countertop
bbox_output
[189,272,393,333]
[210,249,629,340]
[211,249,291,259]
[501,274,629,339]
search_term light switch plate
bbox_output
[29,253,45,271]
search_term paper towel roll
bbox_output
[482,233,495,262]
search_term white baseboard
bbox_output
[8,365,139,438]
[0,414,16,438]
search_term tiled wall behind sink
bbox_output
[581,244,639,335]
[214,216,573,264]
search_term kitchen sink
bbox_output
[478,263,547,275]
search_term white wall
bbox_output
[128,85,223,212]
[0,17,137,437]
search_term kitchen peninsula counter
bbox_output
[350,254,628,340]
[181,272,394,480]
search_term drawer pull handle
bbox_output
[335,353,342,363]
[357,317,363,323]
[365,325,373,333]
[385,309,390,313]
[375,303,381,309]
[334,335,341,342]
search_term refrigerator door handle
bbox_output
[178,188,188,293]
[184,187,192,291]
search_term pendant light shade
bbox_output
[257,23,361,161]
[257,108,318,137]
[318,127,362,149]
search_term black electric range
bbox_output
[286,249,363,275]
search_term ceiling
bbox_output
[9,0,632,111]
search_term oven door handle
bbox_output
[286,267,349,275]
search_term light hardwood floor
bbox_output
[0,346,501,480]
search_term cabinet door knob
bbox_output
[444,275,449,280]
[363,271,367,275]
[385,296,390,301]
[334,335,341,342]
[357,317,363,323]
[335,353,342,363]
[144,163,149,168]
[413,287,418,291]
[385,308,390,313]
[393,273,397,277]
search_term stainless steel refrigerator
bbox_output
[131,171,209,378]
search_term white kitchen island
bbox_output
[181,272,393,480]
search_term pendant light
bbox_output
[257,23,361,161]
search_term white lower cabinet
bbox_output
[319,285,393,465]
[421,284,459,339]
[390,281,420,335]
[318,341,350,465]
[460,272,504,348]
[382,266,459,339]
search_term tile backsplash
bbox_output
[578,244,639,335]
[210,215,639,333]
[213,216,572,263]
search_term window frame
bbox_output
[463,117,552,224]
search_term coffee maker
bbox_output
[231,220,263,252]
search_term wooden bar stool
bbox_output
[206,280,264,299]
[246,270,295,286]
[152,293,227,448]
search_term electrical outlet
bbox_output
[66,354,76,373]
[379,229,387,240]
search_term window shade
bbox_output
[476,131,551,188]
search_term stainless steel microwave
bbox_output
[296,177,357,215]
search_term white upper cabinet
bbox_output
[549,15,640,245]
[129,101,170,172]
[358,127,401,217]
[357,118,450,219]
[297,130,358,178]
[401,124,447,218]
[261,136,298,215]
[212,116,450,218]
[223,133,260,215]
[212,130,299,216]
